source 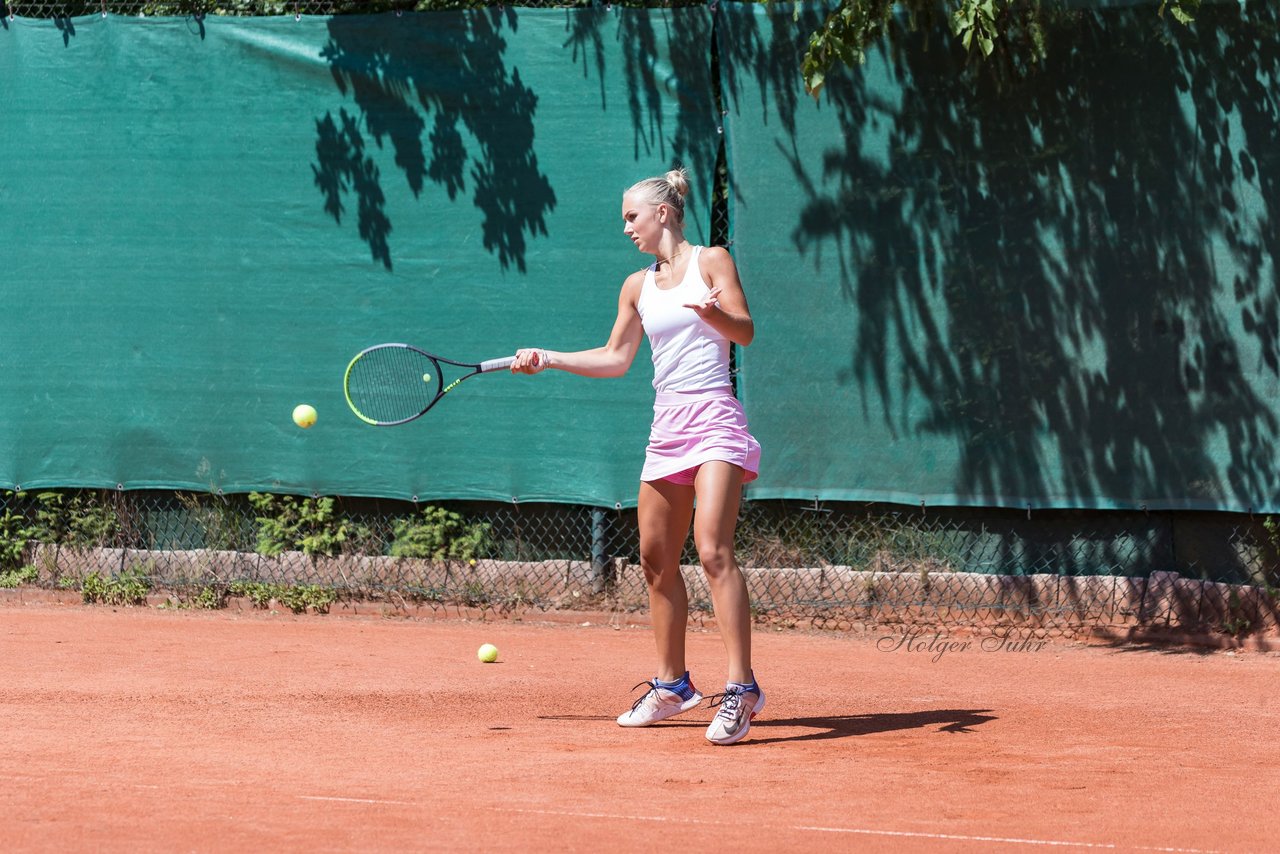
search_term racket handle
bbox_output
[480,356,518,373]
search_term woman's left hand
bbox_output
[683,286,722,317]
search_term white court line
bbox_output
[509,808,1222,854]
[297,795,417,806]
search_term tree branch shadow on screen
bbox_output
[312,10,556,273]
[539,708,996,745]
[312,8,718,272]
[721,4,1280,518]
[560,6,720,247]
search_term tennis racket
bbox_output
[343,343,526,426]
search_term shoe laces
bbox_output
[628,680,663,714]
[707,687,745,721]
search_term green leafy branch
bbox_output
[1158,0,1201,26]
[798,0,1203,95]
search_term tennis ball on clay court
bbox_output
[477,643,499,663]
[292,404,317,429]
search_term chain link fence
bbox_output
[3,489,1278,638]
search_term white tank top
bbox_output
[635,246,731,393]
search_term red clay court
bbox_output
[2,600,1276,853]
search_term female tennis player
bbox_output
[510,168,763,745]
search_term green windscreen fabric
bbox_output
[723,1,1280,513]
[0,9,717,506]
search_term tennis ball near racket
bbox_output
[292,404,317,429]
[477,643,499,663]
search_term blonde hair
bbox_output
[627,167,690,224]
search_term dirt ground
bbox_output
[1,598,1276,853]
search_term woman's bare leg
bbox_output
[637,477,696,682]
[691,461,752,684]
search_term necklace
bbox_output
[656,246,689,266]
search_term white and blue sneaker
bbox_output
[617,673,703,727]
[705,681,765,745]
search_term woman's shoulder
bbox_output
[621,267,649,302]
[696,245,738,281]
[623,266,651,288]
[697,244,735,266]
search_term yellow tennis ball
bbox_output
[292,404,317,429]
[477,643,499,663]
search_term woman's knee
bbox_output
[639,548,679,586]
[695,540,736,579]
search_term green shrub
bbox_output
[30,491,119,548]
[0,565,38,588]
[248,493,367,557]
[0,491,35,573]
[228,580,336,614]
[390,505,490,562]
[81,566,151,606]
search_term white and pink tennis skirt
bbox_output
[640,386,761,486]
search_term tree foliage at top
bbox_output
[799,0,1203,93]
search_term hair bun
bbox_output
[664,167,690,200]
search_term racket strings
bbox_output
[346,346,439,425]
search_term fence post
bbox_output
[590,507,610,593]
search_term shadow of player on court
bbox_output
[539,708,996,745]
[745,708,997,745]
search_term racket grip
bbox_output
[480,356,518,373]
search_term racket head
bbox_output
[343,343,445,426]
